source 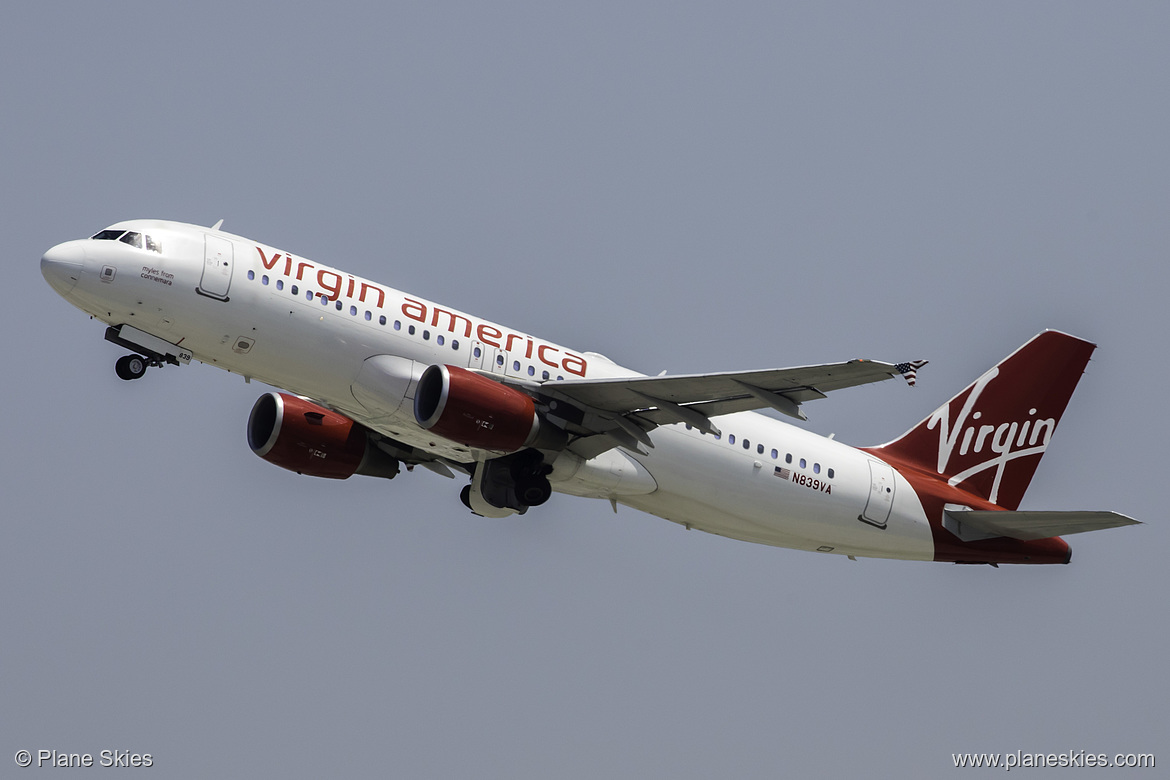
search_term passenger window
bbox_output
[473,346,482,358]
[743,439,750,450]
[496,355,505,365]
[527,366,535,376]
[394,320,401,330]
[291,285,298,295]
[771,448,778,459]
[305,290,313,300]
[350,305,358,316]
[437,334,445,345]
[423,330,430,340]
[728,434,736,445]
[408,325,415,335]
[364,311,372,321]
[262,275,269,285]
[379,315,386,325]
[542,370,549,380]
[827,468,835,479]
[512,360,521,371]
[247,270,255,280]
[277,280,284,290]
[757,444,765,455]
[452,340,459,351]
[813,463,821,474]
[785,453,792,464]
[799,458,807,469]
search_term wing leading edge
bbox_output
[535,359,922,457]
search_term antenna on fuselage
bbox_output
[210,219,224,230]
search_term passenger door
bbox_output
[198,235,234,300]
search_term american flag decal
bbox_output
[895,360,928,387]
[774,466,791,480]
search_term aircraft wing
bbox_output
[538,359,921,456]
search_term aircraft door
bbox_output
[860,460,896,528]
[199,235,234,300]
[470,341,504,374]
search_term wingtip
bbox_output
[895,359,928,387]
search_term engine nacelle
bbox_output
[247,392,400,480]
[415,364,560,452]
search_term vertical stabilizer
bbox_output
[866,331,1095,510]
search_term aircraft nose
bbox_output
[41,241,86,296]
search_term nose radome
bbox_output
[41,241,86,296]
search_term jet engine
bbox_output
[247,392,400,480]
[414,364,563,452]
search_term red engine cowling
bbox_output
[414,364,541,452]
[247,392,399,479]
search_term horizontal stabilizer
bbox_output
[944,509,1140,542]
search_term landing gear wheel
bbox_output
[115,354,147,381]
[518,476,552,507]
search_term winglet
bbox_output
[211,219,224,231]
[895,360,928,387]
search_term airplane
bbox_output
[40,219,1138,565]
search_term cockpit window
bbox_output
[89,229,161,252]
[118,231,143,249]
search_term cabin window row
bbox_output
[465,347,565,381]
[249,271,464,351]
[684,424,835,478]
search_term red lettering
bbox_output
[430,307,473,338]
[317,270,342,301]
[358,282,385,308]
[255,247,286,272]
[402,296,427,323]
[504,333,524,353]
[296,261,314,281]
[477,324,502,348]
[561,353,587,377]
[537,344,559,368]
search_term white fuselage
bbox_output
[42,220,934,561]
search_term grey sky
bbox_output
[3,2,1166,776]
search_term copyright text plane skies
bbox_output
[40,220,1139,565]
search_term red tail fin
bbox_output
[866,331,1095,510]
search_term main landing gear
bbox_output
[114,354,159,381]
[461,449,554,516]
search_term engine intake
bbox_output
[247,392,399,480]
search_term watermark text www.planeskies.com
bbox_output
[953,750,1154,770]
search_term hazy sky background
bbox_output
[3,2,1167,776]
